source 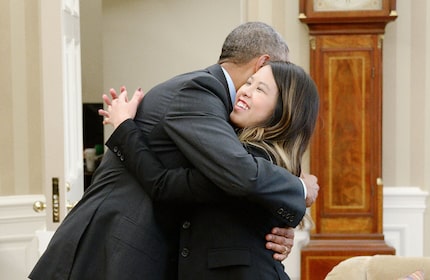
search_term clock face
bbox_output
[313,0,383,11]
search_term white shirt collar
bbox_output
[221,66,237,108]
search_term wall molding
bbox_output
[0,195,46,280]
[383,186,428,210]
[383,186,428,256]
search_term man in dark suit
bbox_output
[102,22,319,279]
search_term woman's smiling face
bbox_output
[230,65,279,128]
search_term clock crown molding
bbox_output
[299,0,397,34]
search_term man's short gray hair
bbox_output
[218,22,289,64]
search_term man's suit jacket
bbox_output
[29,151,175,280]
[106,64,307,279]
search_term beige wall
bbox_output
[100,0,242,94]
[80,0,103,103]
[1,0,429,255]
[0,0,43,195]
[382,0,430,256]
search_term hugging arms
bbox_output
[100,63,319,262]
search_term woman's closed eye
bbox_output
[256,87,266,93]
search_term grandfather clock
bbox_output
[299,1,397,279]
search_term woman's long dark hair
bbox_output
[238,61,319,176]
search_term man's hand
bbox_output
[301,173,319,207]
[98,86,144,129]
[265,227,294,261]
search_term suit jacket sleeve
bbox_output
[106,119,226,204]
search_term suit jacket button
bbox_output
[182,221,191,229]
[113,146,118,153]
[181,248,190,257]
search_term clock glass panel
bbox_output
[313,0,383,11]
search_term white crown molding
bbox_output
[383,186,429,211]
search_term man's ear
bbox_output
[255,54,270,72]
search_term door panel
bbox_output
[63,0,84,207]
[39,0,83,234]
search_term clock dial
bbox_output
[313,0,383,11]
